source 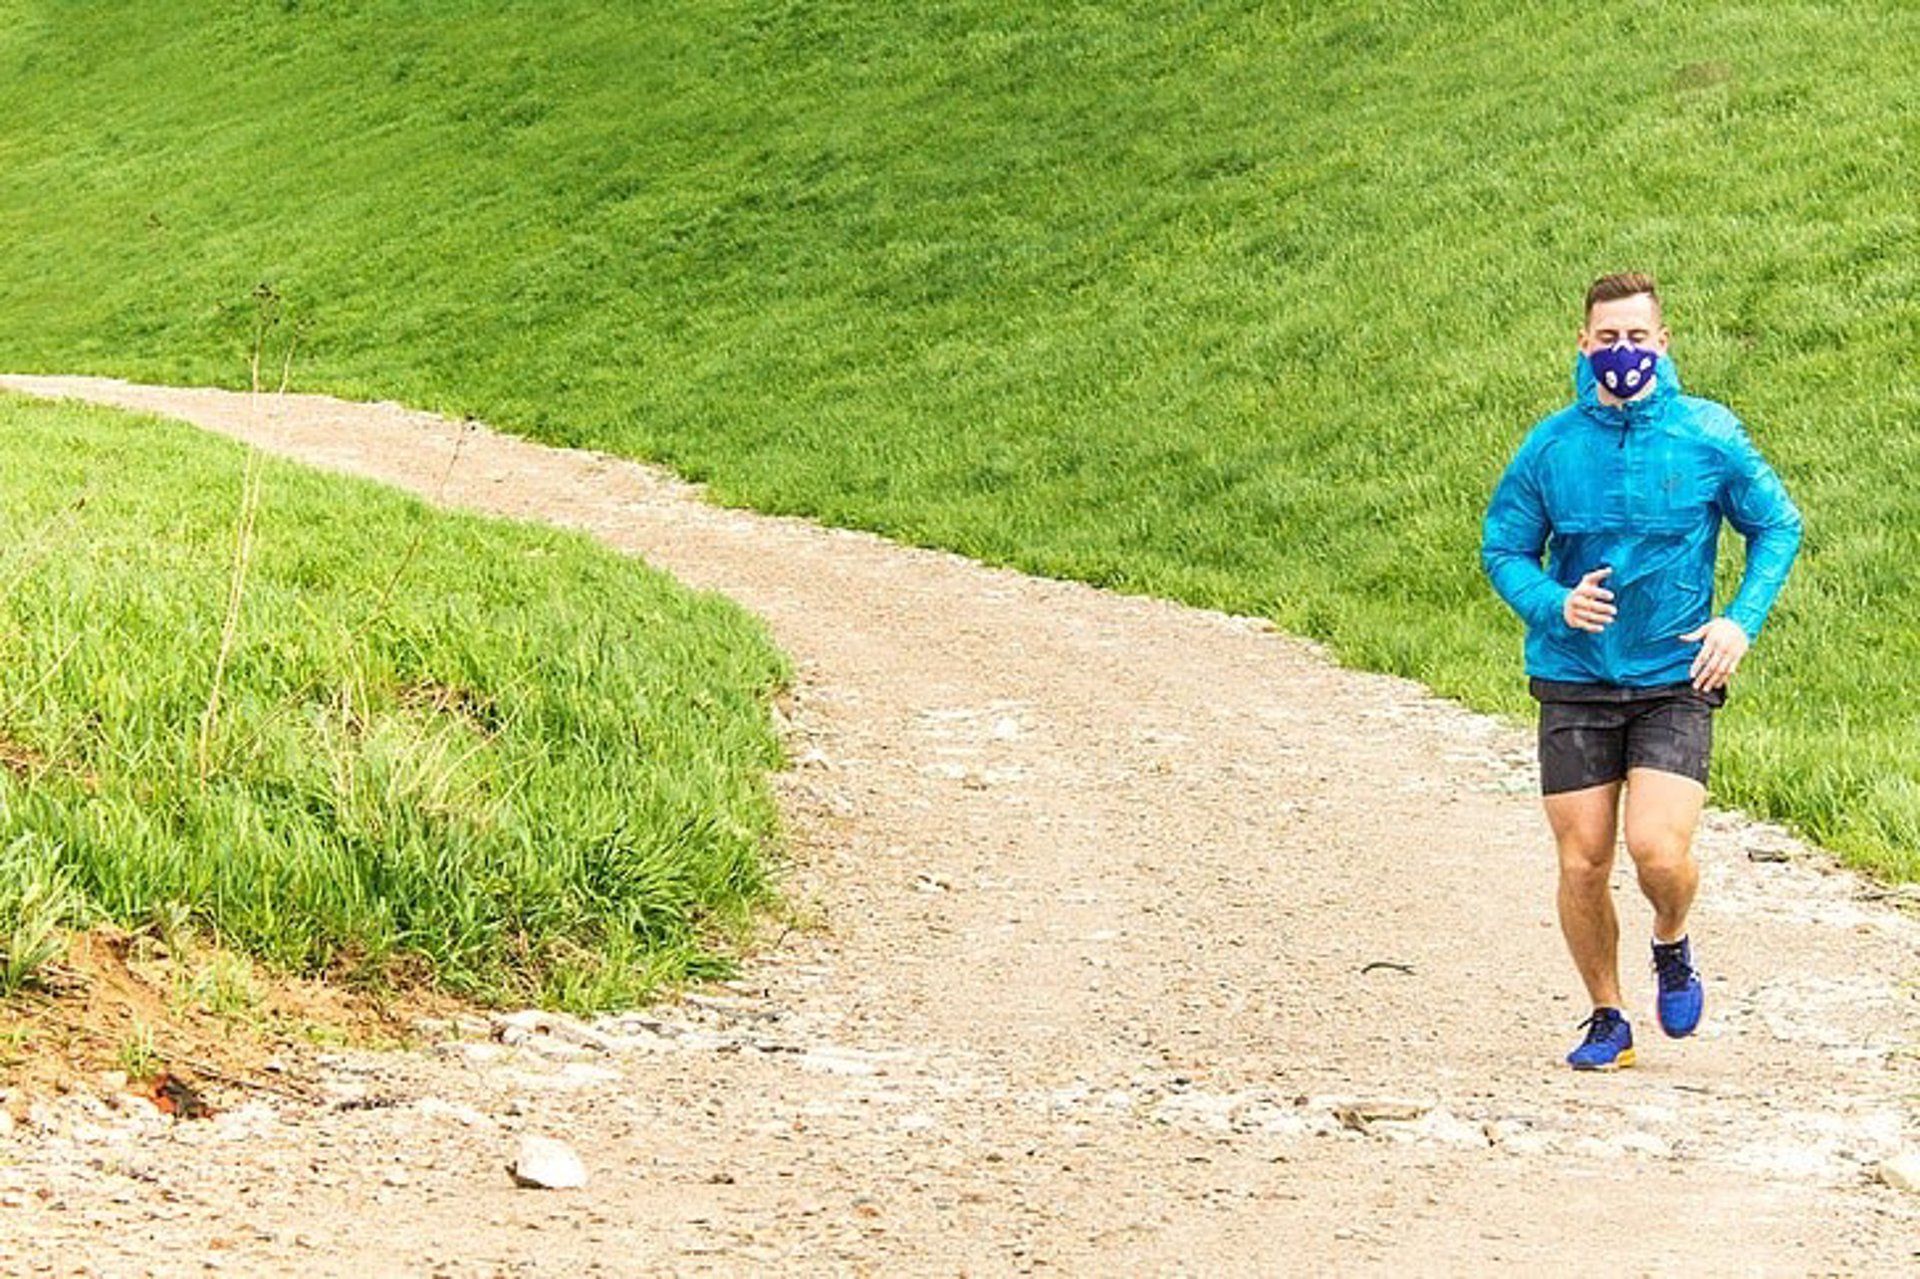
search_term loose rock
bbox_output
[1878,1152,1920,1195]
[510,1136,589,1190]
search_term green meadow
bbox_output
[0,1,1913,879]
[0,393,787,1007]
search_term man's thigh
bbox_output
[1544,779,1624,857]
[1623,766,1706,857]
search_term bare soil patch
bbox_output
[0,926,452,1100]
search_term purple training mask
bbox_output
[1588,342,1659,400]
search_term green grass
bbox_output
[0,393,788,1008]
[0,2,1913,876]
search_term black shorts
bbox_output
[1530,678,1726,796]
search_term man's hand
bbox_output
[1679,617,1749,692]
[1562,566,1616,633]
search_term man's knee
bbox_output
[1624,823,1695,873]
[1556,839,1614,890]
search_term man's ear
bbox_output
[1655,325,1672,353]
[1576,326,1596,354]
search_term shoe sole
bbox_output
[1569,1048,1635,1072]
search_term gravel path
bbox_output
[1,374,1915,1277]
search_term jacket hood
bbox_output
[1573,348,1682,416]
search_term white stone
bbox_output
[511,1135,588,1190]
[493,1009,555,1035]
[1879,1152,1920,1194]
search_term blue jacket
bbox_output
[1481,353,1803,686]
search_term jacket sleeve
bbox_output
[1716,419,1803,641]
[1481,439,1570,631]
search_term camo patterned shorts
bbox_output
[1530,678,1727,795]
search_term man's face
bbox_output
[1579,293,1669,355]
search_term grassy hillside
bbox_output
[0,392,787,1008]
[0,2,1912,875]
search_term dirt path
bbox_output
[1,374,1915,1277]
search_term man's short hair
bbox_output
[1585,271,1662,321]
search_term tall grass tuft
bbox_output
[0,835,82,995]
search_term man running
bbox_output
[1481,272,1803,1070]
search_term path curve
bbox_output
[1,374,1914,1276]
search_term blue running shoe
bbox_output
[1567,1007,1635,1071]
[1653,937,1704,1038]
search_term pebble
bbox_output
[511,1136,589,1190]
[1879,1152,1920,1194]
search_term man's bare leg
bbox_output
[1622,767,1706,943]
[1545,779,1625,1008]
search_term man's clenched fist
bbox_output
[1563,566,1616,633]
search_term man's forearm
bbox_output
[1485,551,1571,631]
[1724,520,1804,640]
